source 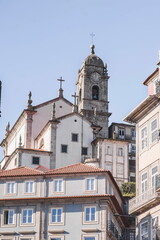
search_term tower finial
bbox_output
[57,76,65,97]
[90,44,95,54]
[72,92,78,112]
[19,135,22,148]
[27,91,33,109]
[5,122,10,136]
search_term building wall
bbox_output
[97,139,129,187]
[56,115,93,168]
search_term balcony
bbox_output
[107,220,123,240]
[129,188,160,214]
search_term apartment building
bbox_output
[125,60,160,239]
[0,163,128,240]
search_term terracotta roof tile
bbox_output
[36,165,50,172]
[46,163,107,175]
[0,166,44,178]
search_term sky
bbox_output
[0,0,160,153]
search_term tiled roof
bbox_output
[36,165,50,172]
[0,166,44,177]
[46,163,107,175]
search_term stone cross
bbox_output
[57,77,65,89]
[90,32,95,44]
[72,92,78,106]
[57,77,65,97]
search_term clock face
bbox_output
[90,72,100,82]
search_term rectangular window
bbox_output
[22,209,33,224]
[32,156,39,165]
[85,207,96,222]
[54,179,63,192]
[131,129,136,140]
[141,127,147,150]
[141,173,147,199]
[117,148,123,156]
[72,133,78,142]
[6,182,15,194]
[3,210,14,225]
[82,147,88,155]
[86,178,95,191]
[131,144,136,153]
[61,144,68,153]
[84,238,95,240]
[152,166,158,193]
[51,208,62,223]
[151,119,158,143]
[118,128,125,139]
[152,216,158,240]
[141,221,148,240]
[25,181,34,193]
[51,238,62,240]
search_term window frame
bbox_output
[71,133,78,142]
[5,182,16,195]
[141,126,147,151]
[53,179,64,194]
[83,205,98,224]
[82,234,98,240]
[50,207,64,226]
[61,144,68,153]
[49,236,64,240]
[141,172,148,200]
[140,220,149,240]
[24,180,35,194]
[117,147,123,156]
[2,209,15,227]
[151,216,158,240]
[150,118,158,144]
[82,147,88,155]
[118,128,125,139]
[32,156,40,165]
[85,177,96,192]
[21,208,34,226]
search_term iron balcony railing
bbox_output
[107,220,123,240]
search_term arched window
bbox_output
[92,85,99,100]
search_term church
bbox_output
[0,45,134,187]
[0,45,137,240]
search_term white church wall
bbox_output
[32,99,72,141]
[55,114,93,169]
[6,119,26,156]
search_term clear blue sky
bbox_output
[0,0,160,147]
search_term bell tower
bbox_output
[76,45,111,138]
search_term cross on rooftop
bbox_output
[57,76,65,89]
[72,92,78,106]
[90,32,95,44]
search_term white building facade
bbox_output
[125,61,160,239]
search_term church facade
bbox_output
[0,45,132,187]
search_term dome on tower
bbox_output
[84,45,104,67]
